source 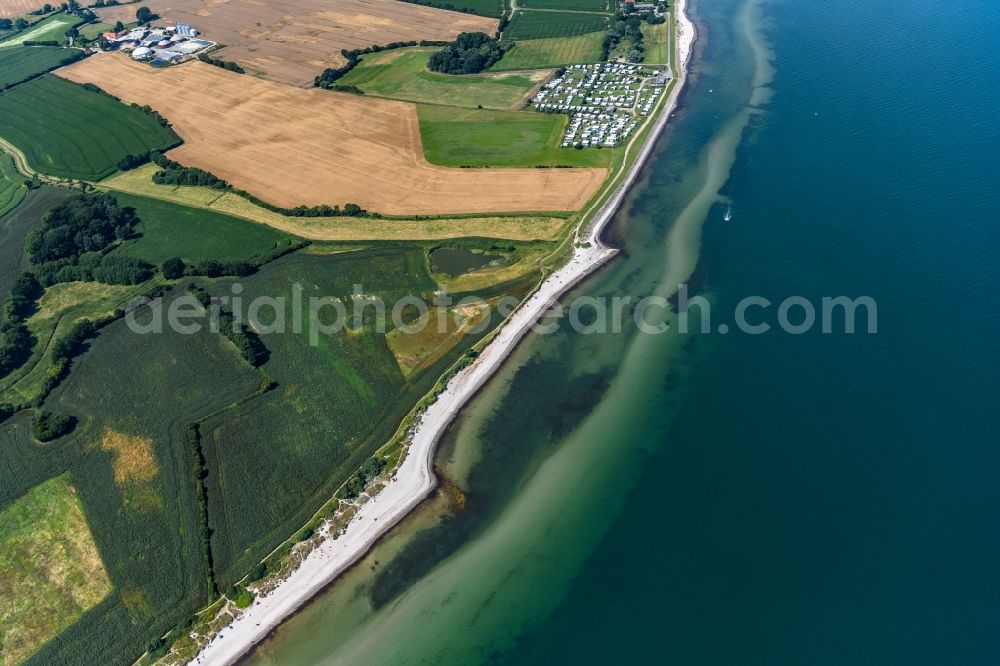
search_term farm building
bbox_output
[153,51,184,64]
[107,24,212,66]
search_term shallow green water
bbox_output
[246,0,1000,662]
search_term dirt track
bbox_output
[96,0,498,86]
[58,57,607,216]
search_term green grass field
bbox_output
[491,31,606,70]
[337,47,542,110]
[0,13,82,48]
[641,21,670,64]
[418,104,611,167]
[78,22,114,41]
[0,75,180,181]
[0,46,81,90]
[109,192,296,265]
[504,9,610,40]
[0,151,27,219]
[396,0,504,17]
[518,0,608,10]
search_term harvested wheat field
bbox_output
[96,0,498,86]
[58,57,606,216]
[0,0,47,18]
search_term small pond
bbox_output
[429,247,503,276]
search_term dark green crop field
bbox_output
[0,186,69,302]
[110,193,296,266]
[0,151,26,219]
[0,75,180,180]
[0,46,81,90]
[504,10,610,40]
[518,0,609,11]
[201,248,439,585]
[396,0,505,17]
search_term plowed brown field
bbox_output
[57,57,607,216]
[96,0,498,86]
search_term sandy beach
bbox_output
[192,3,695,663]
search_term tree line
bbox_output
[427,32,505,74]
[26,192,156,287]
[197,53,245,74]
[186,284,269,367]
[0,274,42,379]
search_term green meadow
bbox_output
[78,22,114,41]
[109,192,295,265]
[418,104,611,168]
[0,75,179,180]
[338,47,542,110]
[0,474,112,665]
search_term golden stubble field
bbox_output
[0,0,47,18]
[96,0,499,86]
[58,57,607,216]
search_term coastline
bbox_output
[191,3,695,663]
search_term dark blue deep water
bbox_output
[506,0,1000,663]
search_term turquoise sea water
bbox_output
[246,0,1000,663]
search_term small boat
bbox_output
[723,206,732,222]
